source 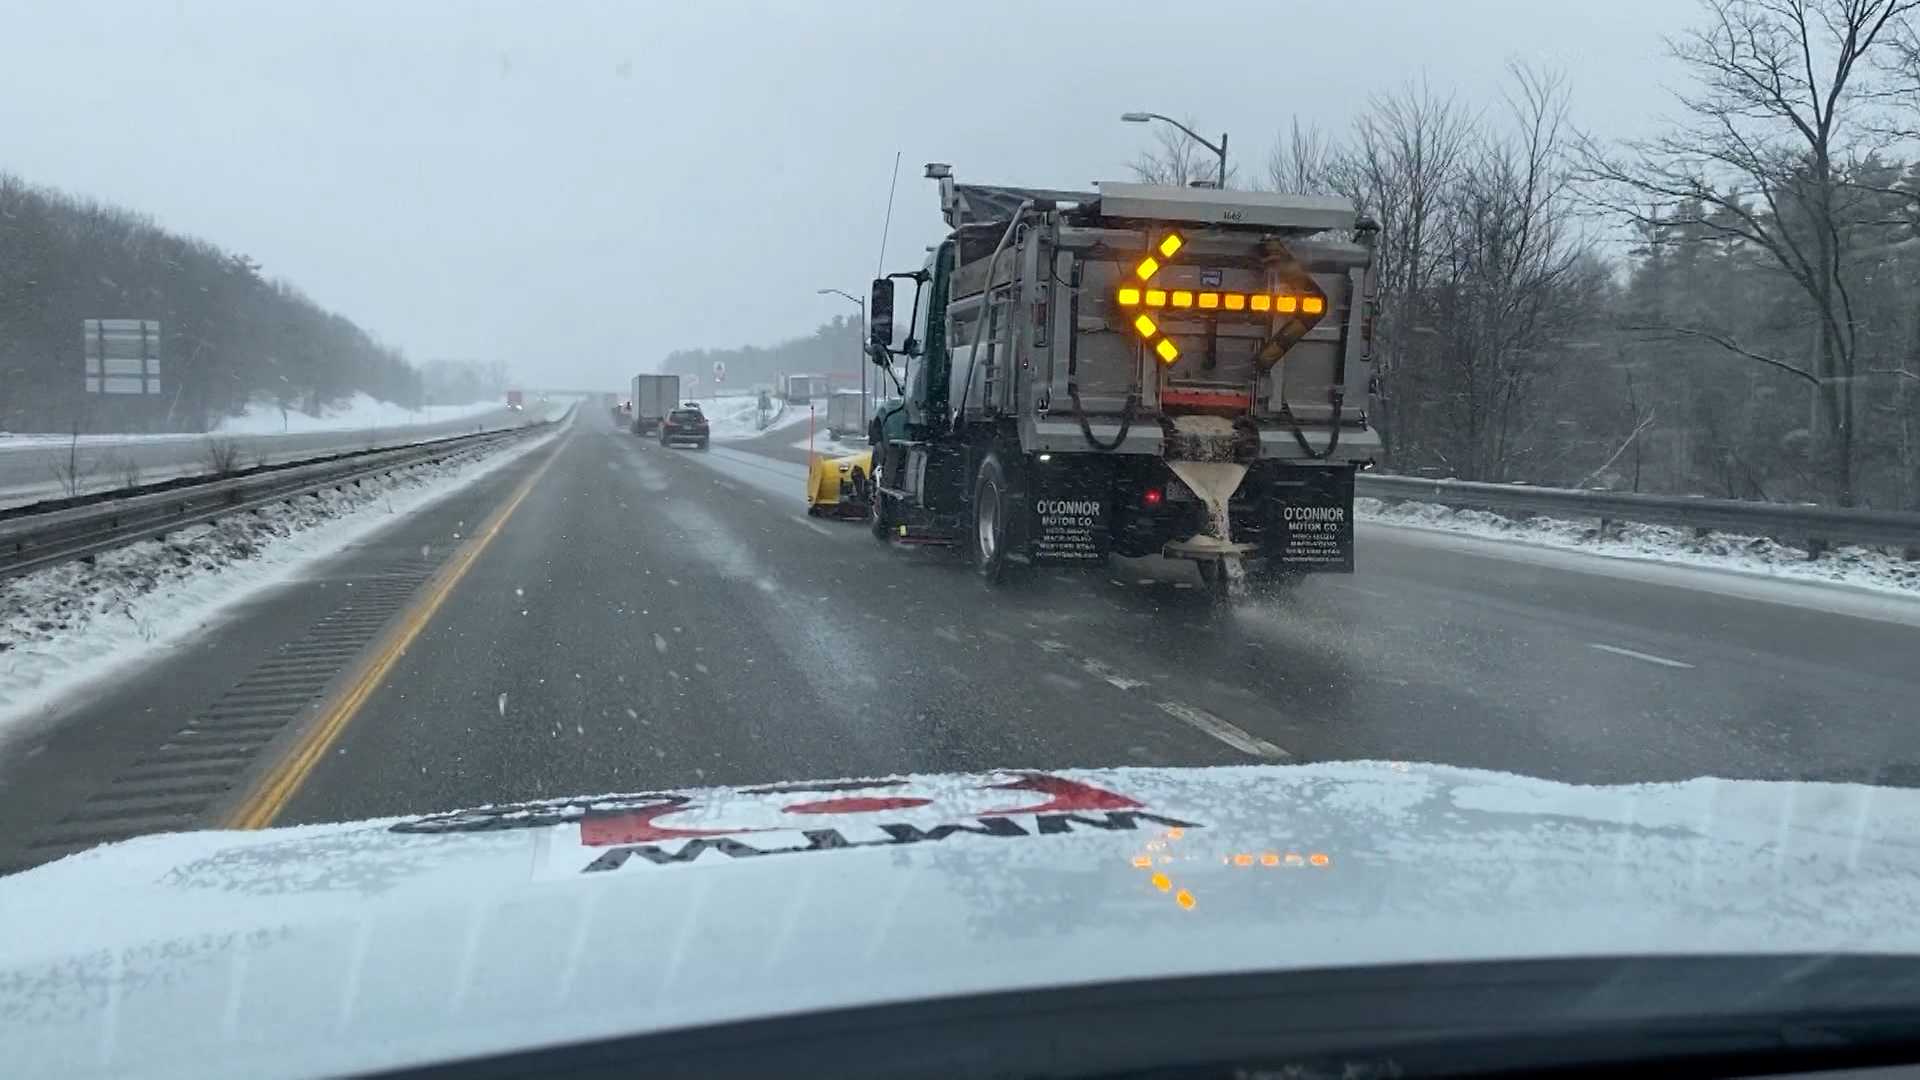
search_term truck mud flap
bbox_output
[1261,466,1355,573]
[1027,465,1112,566]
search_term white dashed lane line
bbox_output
[1156,701,1291,760]
[1035,639,1287,759]
[1078,655,1148,691]
[1587,642,1696,669]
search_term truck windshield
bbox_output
[909,257,936,355]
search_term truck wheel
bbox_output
[971,453,1014,584]
[870,491,893,542]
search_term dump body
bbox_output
[629,374,681,435]
[936,182,1377,463]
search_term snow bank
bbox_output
[213,393,501,435]
[1359,496,1920,600]
[0,420,567,742]
[691,395,808,441]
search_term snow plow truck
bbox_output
[864,164,1380,597]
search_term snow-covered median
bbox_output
[0,394,505,449]
[0,422,564,737]
[212,392,503,436]
[1359,497,1920,600]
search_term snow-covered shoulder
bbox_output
[1360,496,1920,606]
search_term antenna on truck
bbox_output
[874,151,901,278]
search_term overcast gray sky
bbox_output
[2,0,1695,390]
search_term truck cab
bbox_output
[866,165,1378,594]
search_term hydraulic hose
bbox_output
[1278,385,1344,460]
[1069,382,1137,451]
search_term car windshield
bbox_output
[4,1,1920,1077]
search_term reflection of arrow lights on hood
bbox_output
[1129,827,1336,913]
[1131,825,1197,911]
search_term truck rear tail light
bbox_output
[1143,487,1164,507]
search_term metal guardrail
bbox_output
[0,417,559,580]
[1355,474,1920,554]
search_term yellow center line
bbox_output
[223,441,563,830]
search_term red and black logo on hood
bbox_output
[390,772,1201,872]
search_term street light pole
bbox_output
[1120,111,1228,188]
[817,287,868,414]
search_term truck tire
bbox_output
[870,490,893,542]
[971,453,1015,584]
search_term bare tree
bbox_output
[1422,65,1600,481]
[1580,0,1920,506]
[203,437,243,476]
[1325,79,1477,462]
[1265,117,1336,194]
[49,429,95,497]
[1581,369,1658,489]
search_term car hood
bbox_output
[4,761,1920,1078]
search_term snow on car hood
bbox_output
[4,761,1920,1079]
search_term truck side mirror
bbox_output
[868,278,895,360]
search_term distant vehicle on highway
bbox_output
[826,390,871,440]
[781,373,829,403]
[629,374,681,436]
[505,389,525,412]
[659,406,709,449]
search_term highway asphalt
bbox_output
[3,406,1918,869]
[0,406,525,508]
